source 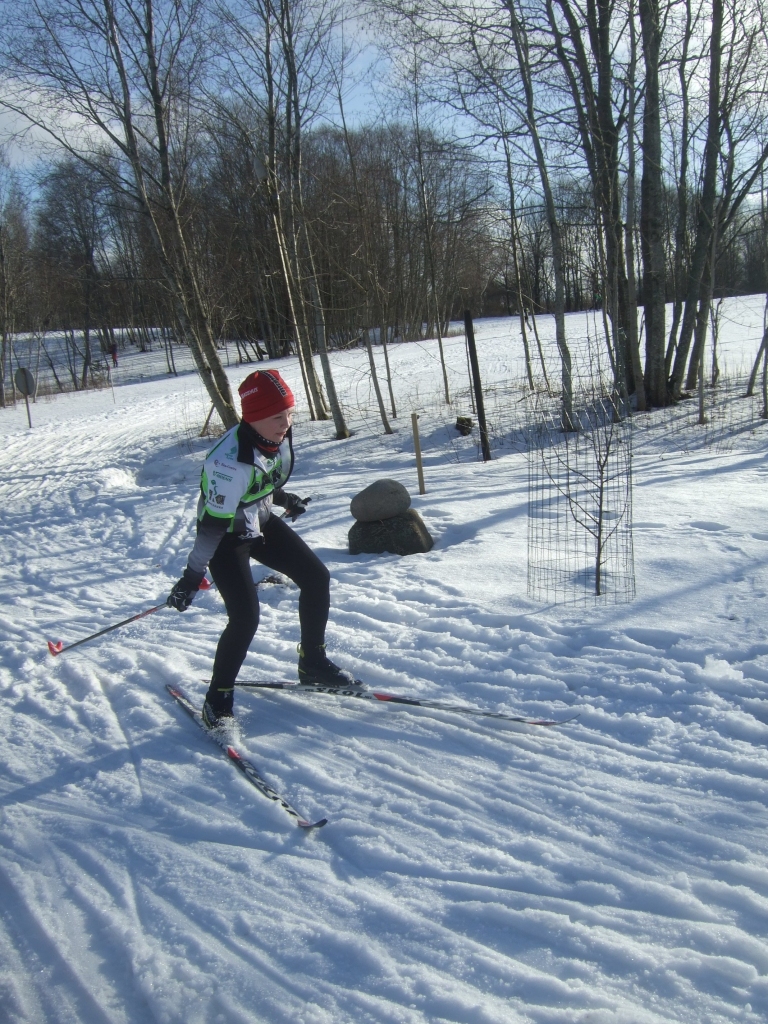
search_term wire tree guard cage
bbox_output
[526,368,636,606]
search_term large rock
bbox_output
[350,478,411,522]
[349,509,434,556]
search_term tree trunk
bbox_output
[507,0,574,429]
[548,0,631,389]
[624,4,645,410]
[639,0,667,406]
[503,136,535,390]
[303,243,350,438]
[665,0,693,375]
[365,334,393,434]
[686,226,718,392]
[104,0,238,427]
[669,0,722,397]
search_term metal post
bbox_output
[463,310,491,461]
[464,325,476,414]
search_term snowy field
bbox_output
[1,296,768,1024]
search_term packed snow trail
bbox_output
[1,304,768,1023]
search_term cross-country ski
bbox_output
[167,684,327,829]
[234,679,579,726]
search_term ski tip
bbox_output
[299,817,328,829]
[47,640,63,656]
[530,712,581,727]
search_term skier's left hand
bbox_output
[281,494,311,521]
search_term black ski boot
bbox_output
[297,644,356,687]
[202,680,236,737]
[202,700,234,730]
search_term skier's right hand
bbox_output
[167,568,205,611]
[280,493,311,521]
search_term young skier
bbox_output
[167,369,353,729]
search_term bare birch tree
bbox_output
[217,0,351,437]
[638,0,666,406]
[504,0,574,428]
[0,0,240,426]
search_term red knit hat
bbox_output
[238,370,295,422]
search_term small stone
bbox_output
[349,509,434,556]
[350,479,411,522]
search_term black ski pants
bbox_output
[206,514,330,708]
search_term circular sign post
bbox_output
[14,367,35,428]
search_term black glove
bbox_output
[278,493,311,522]
[167,567,205,611]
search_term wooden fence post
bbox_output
[411,413,426,494]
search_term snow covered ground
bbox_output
[1,296,768,1024]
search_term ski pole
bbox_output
[47,578,211,656]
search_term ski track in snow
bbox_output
[1,298,768,1023]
